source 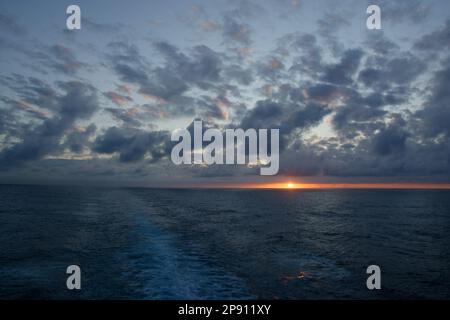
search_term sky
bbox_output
[1,0,450,187]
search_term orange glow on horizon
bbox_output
[184,182,450,190]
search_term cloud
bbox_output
[257,57,285,81]
[414,19,450,52]
[0,13,26,35]
[83,17,126,34]
[65,124,97,153]
[46,45,87,75]
[364,32,399,55]
[104,107,143,128]
[278,33,324,79]
[240,100,284,130]
[93,126,170,163]
[358,53,426,90]
[372,123,408,156]
[317,13,350,36]
[321,49,364,85]
[197,95,231,121]
[2,1,450,183]
[224,64,254,85]
[370,0,431,24]
[16,44,89,76]
[106,40,251,121]
[0,81,99,167]
[416,62,450,138]
[104,91,132,106]
[301,83,353,105]
[239,95,332,153]
[199,20,219,31]
[153,41,223,90]
[106,41,149,83]
[222,14,252,46]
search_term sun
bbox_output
[243,181,306,189]
[282,182,306,189]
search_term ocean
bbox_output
[0,184,449,299]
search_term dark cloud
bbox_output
[322,49,364,85]
[317,12,350,53]
[239,96,331,154]
[332,103,385,137]
[416,62,450,138]
[277,143,323,177]
[107,41,150,84]
[103,91,132,106]
[279,33,324,79]
[1,75,58,111]
[197,94,231,121]
[224,64,253,86]
[12,44,89,76]
[414,19,450,52]
[371,0,431,24]
[364,32,399,55]
[284,103,331,134]
[93,127,170,163]
[285,83,354,107]
[104,108,143,128]
[65,124,97,153]
[153,42,222,90]
[228,0,267,19]
[0,13,26,35]
[257,57,285,81]
[222,14,252,46]
[0,101,25,140]
[240,100,284,130]
[106,40,251,121]
[83,17,126,34]
[317,13,350,36]
[0,36,24,54]
[0,81,99,167]
[359,53,426,90]
[372,123,408,156]
[47,45,87,75]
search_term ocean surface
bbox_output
[0,184,449,299]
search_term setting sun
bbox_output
[258,182,306,189]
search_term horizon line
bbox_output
[3,182,450,190]
[172,182,450,190]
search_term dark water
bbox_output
[0,184,449,299]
